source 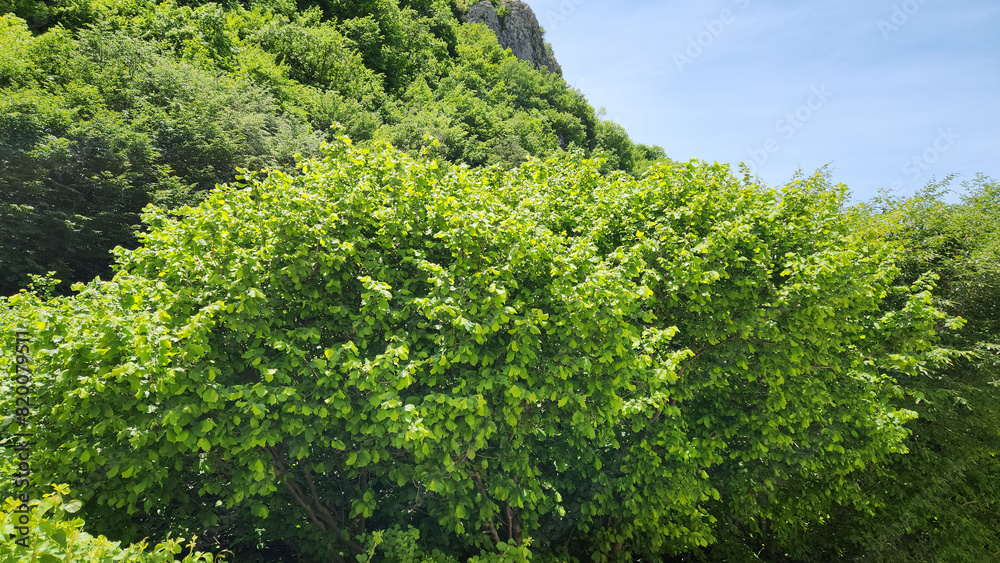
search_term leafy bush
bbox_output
[0,484,223,562]
[786,176,1000,562]
[0,138,953,561]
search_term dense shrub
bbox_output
[783,176,1000,562]
[0,139,951,561]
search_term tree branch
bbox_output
[473,471,502,545]
[266,446,365,559]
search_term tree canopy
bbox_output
[1,137,958,561]
[796,176,1000,562]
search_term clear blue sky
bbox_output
[526,0,1000,203]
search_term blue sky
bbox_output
[525,0,1000,203]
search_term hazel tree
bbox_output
[1,138,952,562]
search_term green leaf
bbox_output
[62,500,82,513]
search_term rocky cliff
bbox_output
[466,1,562,75]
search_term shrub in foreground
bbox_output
[0,484,222,562]
[1,138,953,561]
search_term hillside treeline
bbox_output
[1,0,663,295]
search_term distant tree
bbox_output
[594,119,634,174]
[0,13,323,294]
[632,143,669,176]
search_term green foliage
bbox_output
[793,175,1000,562]
[0,0,99,32]
[0,139,951,561]
[594,119,634,175]
[1,0,636,295]
[375,24,596,168]
[630,143,668,177]
[355,525,535,563]
[0,484,223,562]
[0,82,153,295]
[0,10,325,294]
[6,2,983,561]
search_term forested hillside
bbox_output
[0,0,662,295]
[1,1,998,563]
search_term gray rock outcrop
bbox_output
[466,1,562,75]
